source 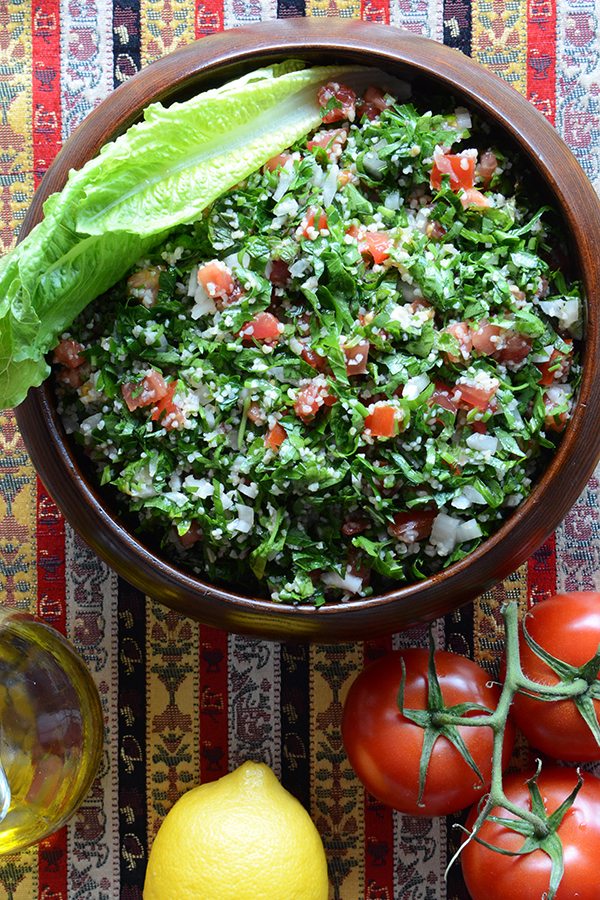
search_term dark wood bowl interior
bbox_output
[15,20,600,641]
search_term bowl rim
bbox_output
[15,19,600,641]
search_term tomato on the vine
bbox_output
[509,592,600,761]
[461,767,600,900]
[341,649,515,816]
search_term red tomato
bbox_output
[265,423,286,451]
[343,340,370,375]
[307,128,348,159]
[151,380,183,430]
[495,332,533,364]
[460,188,491,209]
[477,149,498,186]
[121,370,167,412]
[317,81,357,123]
[53,339,85,369]
[197,260,235,300]
[239,312,282,344]
[445,322,473,364]
[388,509,436,542]
[538,345,572,386]
[363,231,392,265]
[179,522,203,549]
[455,381,498,411]
[268,259,290,286]
[461,768,600,900]
[363,403,398,438]
[430,153,476,192]
[294,380,336,423]
[300,208,328,239]
[471,322,503,356]
[509,592,600,761]
[357,85,388,119]
[264,153,292,172]
[341,515,370,537]
[430,382,458,413]
[246,403,266,425]
[301,345,328,372]
[342,650,514,816]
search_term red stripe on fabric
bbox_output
[31,0,62,188]
[199,626,229,781]
[360,0,390,25]
[36,478,68,898]
[526,0,556,124]
[363,637,394,900]
[527,532,557,607]
[195,0,223,38]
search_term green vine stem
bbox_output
[403,601,599,898]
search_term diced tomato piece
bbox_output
[430,152,476,192]
[363,403,398,438]
[127,266,163,307]
[388,509,437,543]
[179,522,203,549]
[307,128,348,159]
[268,259,290,287]
[264,153,292,172]
[445,322,473,364]
[239,312,282,344]
[545,410,568,433]
[300,208,328,240]
[430,382,458,413]
[477,150,498,186]
[347,225,392,265]
[455,381,498,412]
[461,188,491,209]
[57,366,87,389]
[338,169,354,186]
[247,403,266,425]
[151,380,183,430]
[494,332,533,365]
[470,420,488,434]
[426,219,447,240]
[341,515,370,537]
[294,380,337,423]
[364,232,392,265]
[538,345,572,386]
[121,370,168,412]
[317,82,357,123]
[265,423,287,451]
[472,322,503,356]
[53,339,85,369]
[343,340,370,376]
[197,261,236,301]
[301,345,328,373]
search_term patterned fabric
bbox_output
[0,0,599,895]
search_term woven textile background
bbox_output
[0,0,599,896]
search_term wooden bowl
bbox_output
[15,21,600,641]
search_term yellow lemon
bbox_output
[143,761,329,900]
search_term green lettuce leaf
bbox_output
[0,61,359,409]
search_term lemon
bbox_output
[143,761,329,900]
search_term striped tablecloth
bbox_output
[1,1,599,897]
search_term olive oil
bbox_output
[0,611,103,854]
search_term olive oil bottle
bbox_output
[0,609,103,853]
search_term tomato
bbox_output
[347,225,392,265]
[477,149,498,185]
[388,509,436,542]
[268,259,290,287]
[341,515,370,537]
[265,423,286,451]
[472,322,503,356]
[151,380,183,430]
[239,312,282,344]
[461,768,600,900]
[300,208,328,239]
[317,81,357,123]
[179,521,203,549]
[357,85,388,120]
[264,153,292,172]
[301,345,328,372]
[445,322,473,364]
[460,188,491,209]
[455,381,498,411]
[127,265,163,306]
[53,339,85,369]
[197,260,235,300]
[509,592,600,761]
[430,153,476,192]
[343,340,370,375]
[307,128,348,159]
[430,382,458,413]
[538,345,572,386]
[121,369,167,412]
[294,380,336,423]
[495,332,532,364]
[342,650,514,816]
[363,403,398,438]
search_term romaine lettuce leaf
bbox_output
[0,61,359,409]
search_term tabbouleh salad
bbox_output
[54,79,581,606]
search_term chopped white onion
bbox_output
[322,570,363,594]
[322,164,340,209]
[466,433,499,455]
[456,519,483,543]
